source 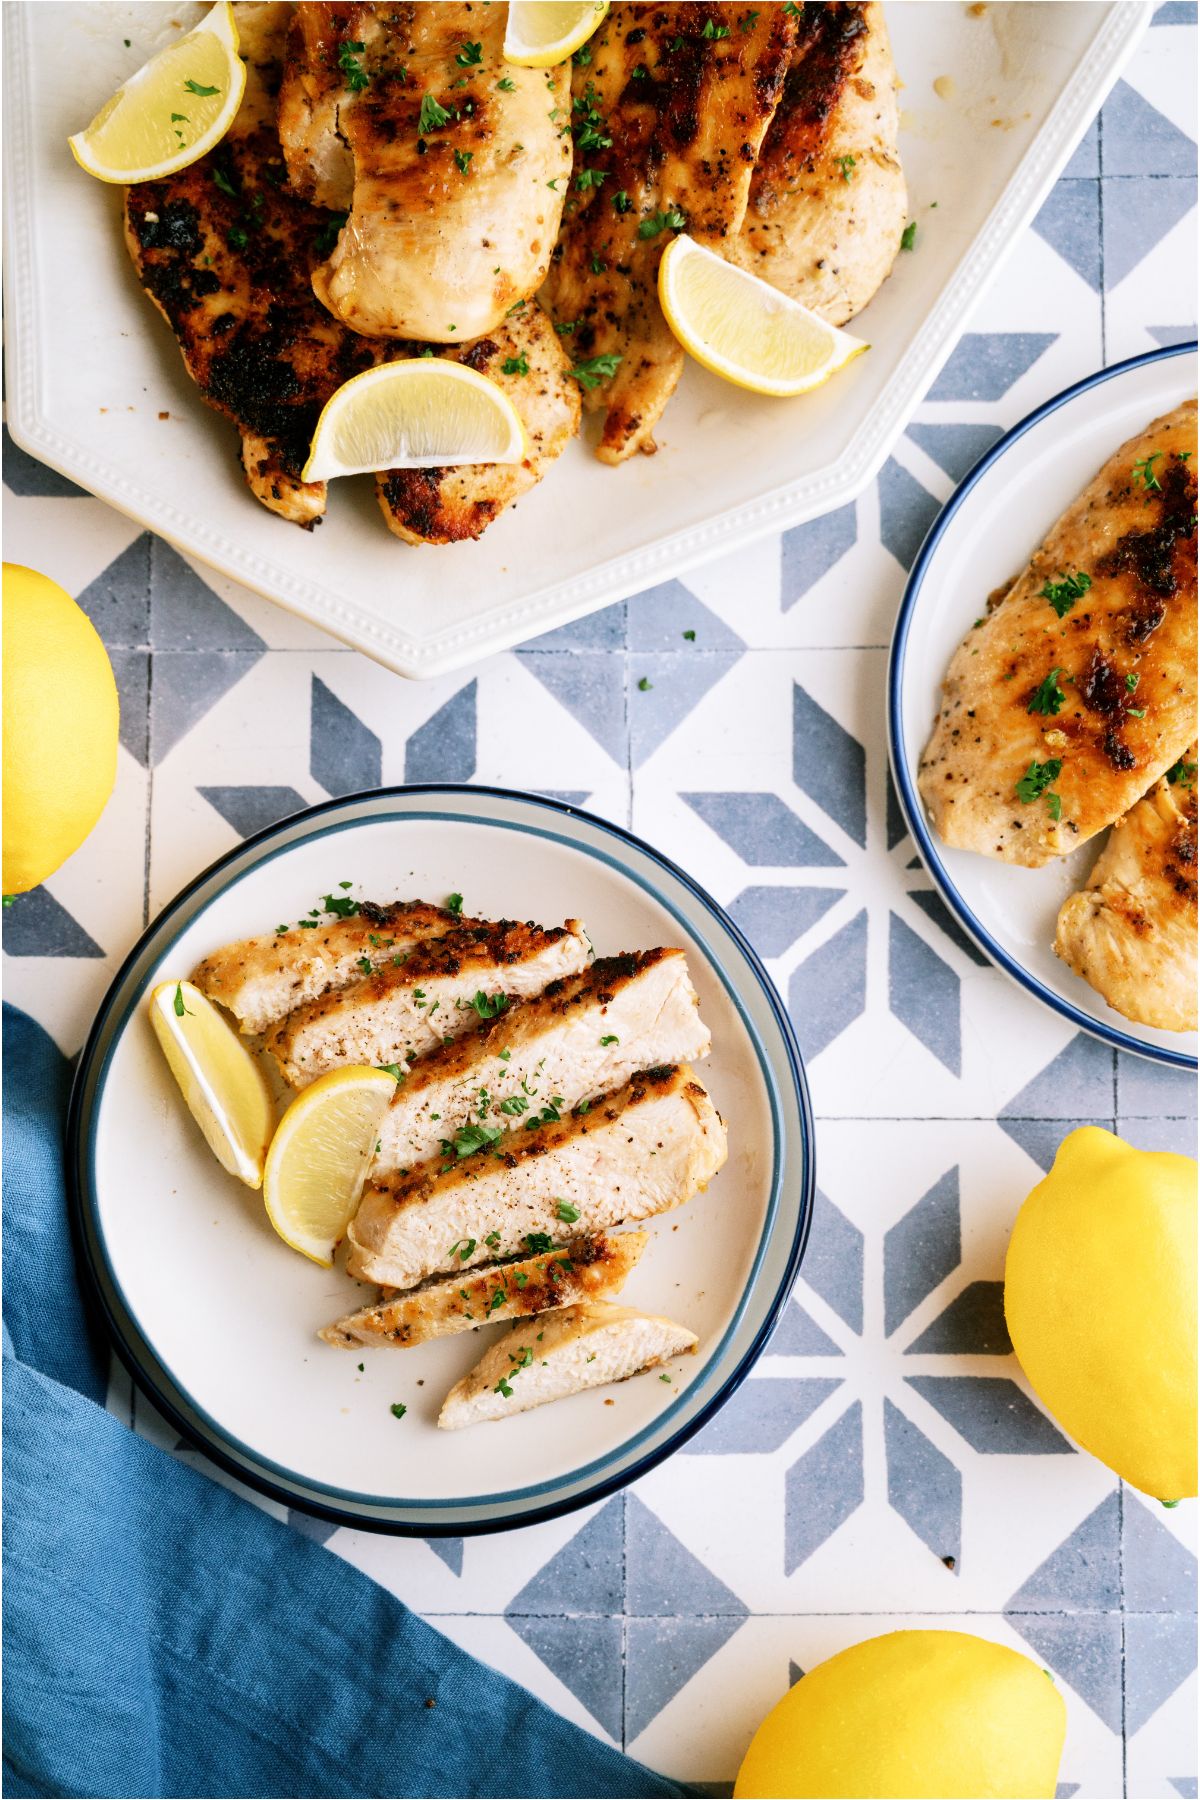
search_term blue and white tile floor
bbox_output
[4,14,1197,1795]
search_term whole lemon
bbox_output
[734,1630,1065,1800]
[1005,1126,1197,1501]
[2,564,119,894]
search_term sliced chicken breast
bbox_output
[1055,750,1198,1031]
[191,898,471,1035]
[321,1230,647,1348]
[920,402,1198,867]
[348,1064,726,1289]
[373,947,711,1175]
[438,1301,698,1430]
[267,918,590,1087]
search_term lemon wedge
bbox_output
[504,0,610,67]
[301,360,527,482]
[262,1068,397,1267]
[658,234,868,398]
[69,2,245,185]
[148,979,273,1188]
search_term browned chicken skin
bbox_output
[731,0,906,323]
[541,2,798,463]
[920,402,1198,867]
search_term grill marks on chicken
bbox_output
[321,1230,647,1346]
[920,403,1198,868]
[191,897,475,1035]
[267,917,591,1087]
[348,1062,726,1288]
[372,946,713,1174]
[280,2,571,341]
[541,2,797,463]
[731,1,906,324]
[1055,752,1198,1032]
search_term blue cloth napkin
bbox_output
[2,1004,686,1800]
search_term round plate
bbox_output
[889,343,1198,1071]
[68,786,814,1534]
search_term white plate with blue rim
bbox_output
[68,786,814,1533]
[889,341,1197,1072]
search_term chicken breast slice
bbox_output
[1055,750,1198,1032]
[348,1063,726,1289]
[438,1302,698,1430]
[919,402,1198,867]
[321,1230,647,1348]
[281,2,571,341]
[730,1,906,324]
[541,2,796,463]
[267,918,590,1087]
[373,947,711,1175]
[191,898,473,1036]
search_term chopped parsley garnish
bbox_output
[600,1034,619,1046]
[1167,756,1197,788]
[523,1232,555,1254]
[322,891,359,918]
[418,93,452,135]
[497,76,516,91]
[1125,672,1140,691]
[378,1062,406,1082]
[741,9,761,28]
[514,1271,529,1287]
[501,353,530,376]
[314,210,349,256]
[494,1378,514,1398]
[487,1287,508,1314]
[1027,667,1066,716]
[454,148,474,174]
[836,154,856,182]
[227,224,249,251]
[556,1199,581,1223]
[569,353,622,389]
[900,221,917,251]
[498,1095,529,1116]
[683,629,696,641]
[468,990,509,1019]
[612,189,632,214]
[1133,452,1162,493]
[455,39,483,65]
[576,168,608,191]
[1040,570,1091,618]
[659,1372,672,1383]
[572,42,592,65]
[212,167,238,198]
[637,207,687,239]
[702,17,731,36]
[389,1402,407,1419]
[590,251,606,274]
[637,675,653,691]
[338,40,369,91]
[446,891,464,916]
[554,320,577,334]
[1015,758,1063,815]
[357,955,373,974]
[173,983,190,1017]
[184,78,219,96]
[442,1124,503,1160]
[484,1231,501,1247]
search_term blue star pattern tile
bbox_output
[4,23,1196,1790]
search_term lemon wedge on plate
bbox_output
[148,979,273,1188]
[659,234,868,398]
[263,1068,398,1267]
[504,1,610,67]
[301,360,527,482]
[69,2,245,185]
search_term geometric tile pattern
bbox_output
[4,27,1195,1795]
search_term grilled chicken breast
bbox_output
[373,947,712,1174]
[731,1,906,323]
[191,898,471,1035]
[541,3,796,463]
[1055,752,1198,1031]
[281,2,571,341]
[348,1063,726,1288]
[376,301,580,544]
[919,403,1198,867]
[267,918,590,1087]
[321,1230,647,1347]
[438,1301,698,1429]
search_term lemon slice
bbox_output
[504,0,610,67]
[69,2,245,184]
[148,980,273,1188]
[301,360,527,482]
[262,1068,397,1266]
[659,234,868,398]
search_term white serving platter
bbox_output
[5,1,1150,678]
[889,343,1198,1071]
[68,787,813,1532]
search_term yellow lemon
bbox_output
[504,2,610,68]
[301,360,526,483]
[1005,1126,1197,1501]
[3,564,119,894]
[263,1067,398,1266]
[149,981,274,1189]
[734,1630,1066,1800]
